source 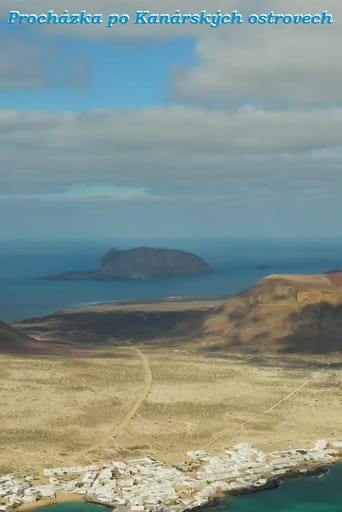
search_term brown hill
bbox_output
[204,273,342,353]
[14,273,342,355]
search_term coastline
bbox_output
[12,455,342,512]
[14,295,226,325]
[188,460,341,512]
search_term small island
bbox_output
[257,265,271,270]
[47,246,212,280]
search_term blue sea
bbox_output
[203,464,342,511]
[1,238,342,322]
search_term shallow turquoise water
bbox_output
[37,465,342,512]
[36,504,109,512]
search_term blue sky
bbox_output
[1,0,342,240]
[1,26,197,111]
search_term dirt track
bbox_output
[75,348,153,459]
[202,369,323,450]
[111,349,152,437]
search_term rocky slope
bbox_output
[203,273,342,353]
[48,247,212,280]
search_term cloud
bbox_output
[1,0,341,238]
[0,33,50,90]
[1,105,342,200]
[171,0,342,106]
[1,0,340,104]
[0,31,90,91]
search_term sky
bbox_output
[1,0,342,240]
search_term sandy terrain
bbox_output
[0,348,341,479]
[17,493,84,512]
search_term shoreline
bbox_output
[17,494,86,512]
[11,453,342,512]
[187,461,340,512]
[13,294,227,326]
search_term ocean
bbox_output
[204,464,342,511]
[35,464,342,512]
[1,238,342,322]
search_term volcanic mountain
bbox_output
[15,273,342,355]
[47,247,212,280]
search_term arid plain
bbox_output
[2,274,342,479]
[1,347,341,479]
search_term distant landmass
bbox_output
[47,247,212,280]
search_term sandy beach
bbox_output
[17,493,85,512]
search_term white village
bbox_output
[1,440,342,512]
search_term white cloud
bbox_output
[0,32,90,91]
[1,0,340,104]
[0,105,342,199]
[1,0,341,202]
[1,0,341,238]
[171,1,342,106]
